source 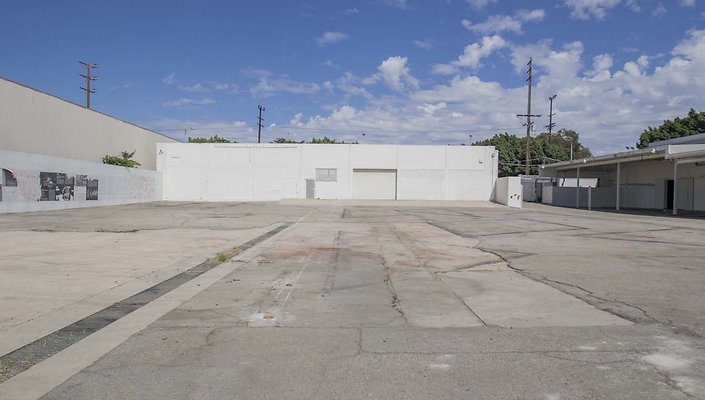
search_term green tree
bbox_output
[308,136,358,144]
[102,150,141,168]
[188,134,234,143]
[472,129,591,177]
[271,137,304,143]
[637,109,705,148]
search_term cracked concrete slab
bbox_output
[0,201,704,399]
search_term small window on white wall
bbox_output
[316,168,337,182]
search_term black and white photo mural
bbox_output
[39,172,76,201]
[86,178,99,200]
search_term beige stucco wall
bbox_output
[0,77,177,170]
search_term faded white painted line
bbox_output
[0,225,278,357]
[280,259,310,308]
[0,226,282,400]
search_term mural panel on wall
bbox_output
[40,172,75,201]
[86,179,99,200]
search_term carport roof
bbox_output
[542,144,705,171]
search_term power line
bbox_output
[79,61,98,109]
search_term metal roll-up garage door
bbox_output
[352,169,397,200]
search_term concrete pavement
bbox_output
[0,201,704,399]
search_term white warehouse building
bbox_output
[157,143,499,201]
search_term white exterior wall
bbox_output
[495,177,522,208]
[157,143,498,202]
[0,148,162,213]
[0,77,177,170]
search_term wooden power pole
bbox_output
[516,58,541,175]
[257,105,265,143]
[546,94,557,135]
[79,61,98,109]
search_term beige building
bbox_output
[0,76,177,170]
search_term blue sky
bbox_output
[1,0,704,153]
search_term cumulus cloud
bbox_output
[316,31,349,46]
[462,9,546,35]
[466,0,497,9]
[563,0,622,19]
[433,35,507,73]
[413,39,433,49]
[373,56,419,91]
[162,73,177,85]
[284,30,705,154]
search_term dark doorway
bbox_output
[666,180,674,209]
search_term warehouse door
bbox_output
[352,169,397,200]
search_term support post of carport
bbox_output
[616,162,621,211]
[576,167,581,209]
[673,161,678,216]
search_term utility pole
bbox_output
[79,61,98,109]
[546,94,557,135]
[516,58,541,176]
[257,105,265,143]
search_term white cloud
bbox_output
[563,0,622,20]
[431,63,460,75]
[587,54,614,81]
[290,30,705,154]
[413,39,433,49]
[176,80,238,94]
[462,9,545,34]
[316,31,349,46]
[145,119,254,142]
[162,73,177,85]
[679,0,695,6]
[418,102,447,115]
[162,97,215,107]
[375,56,419,91]
[434,35,507,73]
[652,4,667,16]
[345,8,359,14]
[383,0,408,9]
[466,0,497,9]
[250,74,321,97]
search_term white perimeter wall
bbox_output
[157,143,498,201]
[0,77,178,170]
[0,148,162,213]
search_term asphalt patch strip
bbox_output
[0,223,291,384]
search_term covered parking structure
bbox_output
[539,134,705,215]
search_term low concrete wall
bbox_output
[0,149,162,213]
[495,176,522,208]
